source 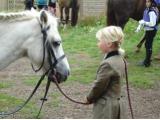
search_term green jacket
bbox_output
[87,54,127,119]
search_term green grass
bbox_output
[23,76,40,86]
[61,18,160,88]
[49,93,61,108]
[0,82,11,89]
[23,75,47,86]
[0,93,38,118]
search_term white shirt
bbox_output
[144,11,157,30]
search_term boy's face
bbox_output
[97,39,111,53]
[146,0,151,8]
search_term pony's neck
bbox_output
[0,18,42,70]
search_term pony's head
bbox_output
[0,9,70,83]
[30,9,70,83]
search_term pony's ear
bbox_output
[40,11,48,24]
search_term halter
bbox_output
[31,18,65,73]
[0,17,65,118]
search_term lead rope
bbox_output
[36,78,51,118]
[123,59,134,119]
[52,75,90,105]
[51,59,134,115]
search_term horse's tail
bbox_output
[71,0,79,26]
[106,0,116,26]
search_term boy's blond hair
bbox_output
[96,26,124,45]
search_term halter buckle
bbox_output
[40,98,48,101]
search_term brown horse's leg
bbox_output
[65,7,69,24]
[135,34,146,52]
[71,7,79,26]
[106,0,117,26]
[71,0,79,26]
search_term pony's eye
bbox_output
[53,41,61,47]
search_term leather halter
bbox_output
[31,18,65,73]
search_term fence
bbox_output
[0,0,24,12]
[80,0,106,17]
[0,0,106,17]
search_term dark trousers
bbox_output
[25,0,33,10]
[144,30,157,66]
[48,3,56,8]
[38,5,48,10]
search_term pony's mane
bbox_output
[0,10,38,23]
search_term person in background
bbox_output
[86,26,127,119]
[48,0,57,15]
[135,0,159,67]
[36,0,48,10]
[24,0,35,10]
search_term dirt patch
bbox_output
[0,58,160,119]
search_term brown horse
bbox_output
[106,0,160,51]
[58,0,80,26]
[106,0,146,29]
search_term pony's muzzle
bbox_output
[48,69,69,83]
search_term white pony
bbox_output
[0,9,70,82]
